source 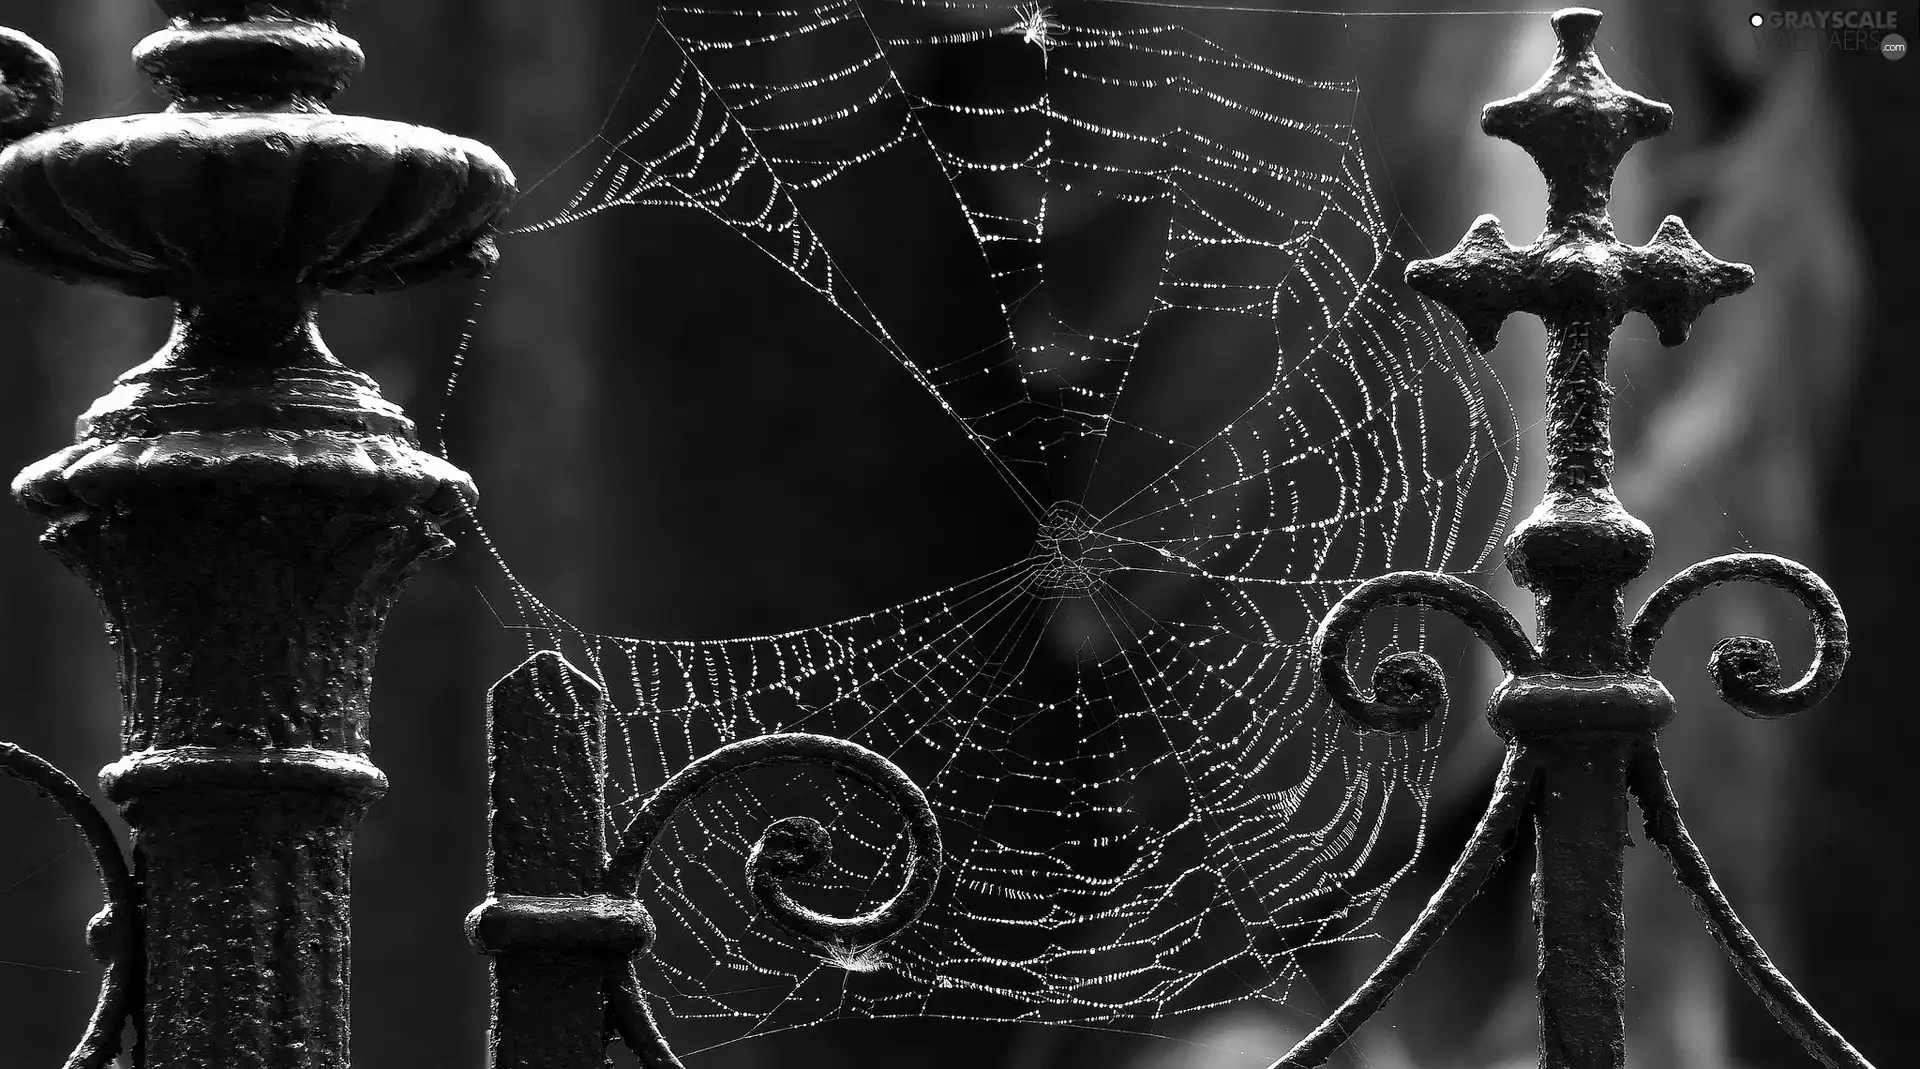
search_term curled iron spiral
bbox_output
[1629,553,1849,718]
[1278,556,1857,1069]
[1312,570,1540,733]
[602,732,943,1069]
[0,743,140,1069]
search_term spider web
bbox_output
[448,0,1518,1050]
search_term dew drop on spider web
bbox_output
[439,0,1518,1046]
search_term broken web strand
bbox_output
[431,0,1524,1053]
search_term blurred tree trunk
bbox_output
[1794,21,1920,1069]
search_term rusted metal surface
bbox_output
[1281,9,1873,1069]
[0,0,512,1064]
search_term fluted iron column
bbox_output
[0,3,514,1065]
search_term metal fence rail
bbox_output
[0,3,1880,1068]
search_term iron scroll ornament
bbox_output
[467,652,945,1069]
[1629,553,1849,718]
[1280,558,1864,1069]
[604,733,945,1069]
[0,744,141,1069]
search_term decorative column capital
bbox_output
[0,0,510,753]
[0,2,513,1063]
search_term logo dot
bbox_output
[1749,12,1764,27]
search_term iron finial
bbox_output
[1407,7,1752,354]
[1483,7,1671,230]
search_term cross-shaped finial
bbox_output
[1407,8,1752,352]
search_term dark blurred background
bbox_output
[0,1,1911,1067]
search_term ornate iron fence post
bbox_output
[1277,9,1870,1069]
[0,2,513,1066]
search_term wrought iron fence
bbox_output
[0,3,1882,1067]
